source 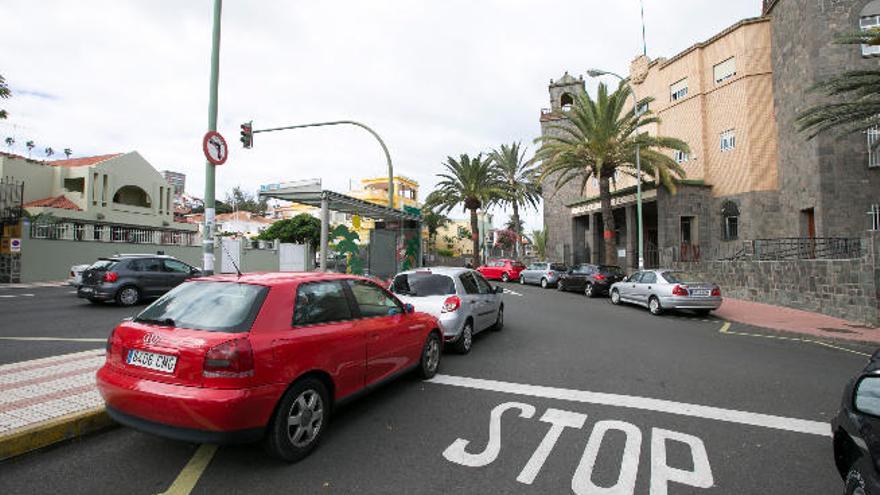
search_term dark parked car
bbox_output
[78,255,201,306]
[832,353,880,494]
[556,263,626,297]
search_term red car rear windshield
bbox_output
[134,281,268,333]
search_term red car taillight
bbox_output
[672,285,689,296]
[594,274,606,281]
[711,287,721,297]
[203,339,254,378]
[548,271,555,277]
[442,295,461,313]
[103,272,118,283]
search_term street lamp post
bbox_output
[587,69,645,270]
[252,120,395,209]
[202,0,223,275]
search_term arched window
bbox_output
[860,1,880,56]
[560,93,574,111]
[112,185,152,208]
[721,200,740,241]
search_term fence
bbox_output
[29,220,200,247]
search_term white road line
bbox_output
[0,293,34,299]
[503,289,523,297]
[429,374,830,437]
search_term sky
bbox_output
[0,0,760,231]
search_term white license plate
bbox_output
[80,287,93,294]
[691,289,711,297]
[126,349,177,373]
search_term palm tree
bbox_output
[0,74,10,120]
[25,140,34,158]
[532,229,548,260]
[535,82,688,265]
[422,207,448,256]
[44,147,54,158]
[489,142,541,259]
[425,153,504,266]
[797,31,880,139]
[4,137,13,150]
[63,148,72,159]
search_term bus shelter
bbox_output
[259,180,421,278]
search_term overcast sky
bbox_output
[1,0,759,231]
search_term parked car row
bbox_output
[481,258,723,317]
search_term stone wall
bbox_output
[664,233,880,325]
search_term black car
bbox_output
[556,263,625,297]
[833,352,880,494]
[77,254,201,306]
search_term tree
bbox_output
[4,137,13,150]
[796,31,880,139]
[495,229,518,256]
[256,213,321,247]
[191,200,232,215]
[505,217,524,233]
[425,153,504,266]
[532,228,548,260]
[422,207,448,255]
[25,140,34,158]
[64,148,72,159]
[489,142,541,258]
[0,74,10,120]
[225,186,268,216]
[44,147,54,158]
[535,82,688,265]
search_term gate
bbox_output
[279,243,312,272]
[0,178,24,283]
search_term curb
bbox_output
[0,407,115,461]
[720,320,879,355]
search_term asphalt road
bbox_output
[0,280,873,494]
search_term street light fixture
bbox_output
[586,68,645,270]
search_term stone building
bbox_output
[541,17,779,268]
[765,0,880,238]
[541,1,880,269]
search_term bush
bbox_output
[437,248,454,257]
[255,213,321,247]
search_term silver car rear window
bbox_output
[391,273,456,297]
[661,271,700,284]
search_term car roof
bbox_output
[396,266,470,276]
[102,254,176,259]
[190,271,371,286]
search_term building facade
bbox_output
[542,17,780,268]
[162,170,186,196]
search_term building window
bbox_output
[673,150,689,163]
[868,126,880,168]
[670,78,688,102]
[560,93,574,112]
[720,129,736,152]
[861,1,880,56]
[636,102,649,115]
[713,57,736,84]
[721,201,740,241]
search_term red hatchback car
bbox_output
[97,272,442,462]
[477,259,525,282]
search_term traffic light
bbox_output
[240,121,253,149]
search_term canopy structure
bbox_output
[259,179,421,273]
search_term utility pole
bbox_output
[202,0,222,275]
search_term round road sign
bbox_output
[202,131,228,165]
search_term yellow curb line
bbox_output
[718,322,872,357]
[0,406,115,461]
[158,444,218,495]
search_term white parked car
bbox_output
[67,263,90,287]
[390,267,504,354]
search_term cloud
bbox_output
[0,0,760,231]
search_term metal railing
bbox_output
[29,220,201,247]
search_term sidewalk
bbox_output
[716,298,880,345]
[0,349,112,460]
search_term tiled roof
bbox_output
[49,153,123,168]
[216,211,274,224]
[23,195,82,211]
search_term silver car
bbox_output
[67,263,90,287]
[518,262,567,289]
[391,267,504,354]
[609,269,722,316]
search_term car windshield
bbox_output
[391,273,456,297]
[662,271,702,284]
[599,265,624,276]
[89,259,118,271]
[134,281,268,332]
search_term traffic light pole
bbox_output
[202,0,222,275]
[249,120,395,209]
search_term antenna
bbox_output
[640,0,648,57]
[220,240,242,277]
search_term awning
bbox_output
[259,182,420,222]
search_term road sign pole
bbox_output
[202,0,222,275]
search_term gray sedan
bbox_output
[609,269,722,316]
[519,262,567,288]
